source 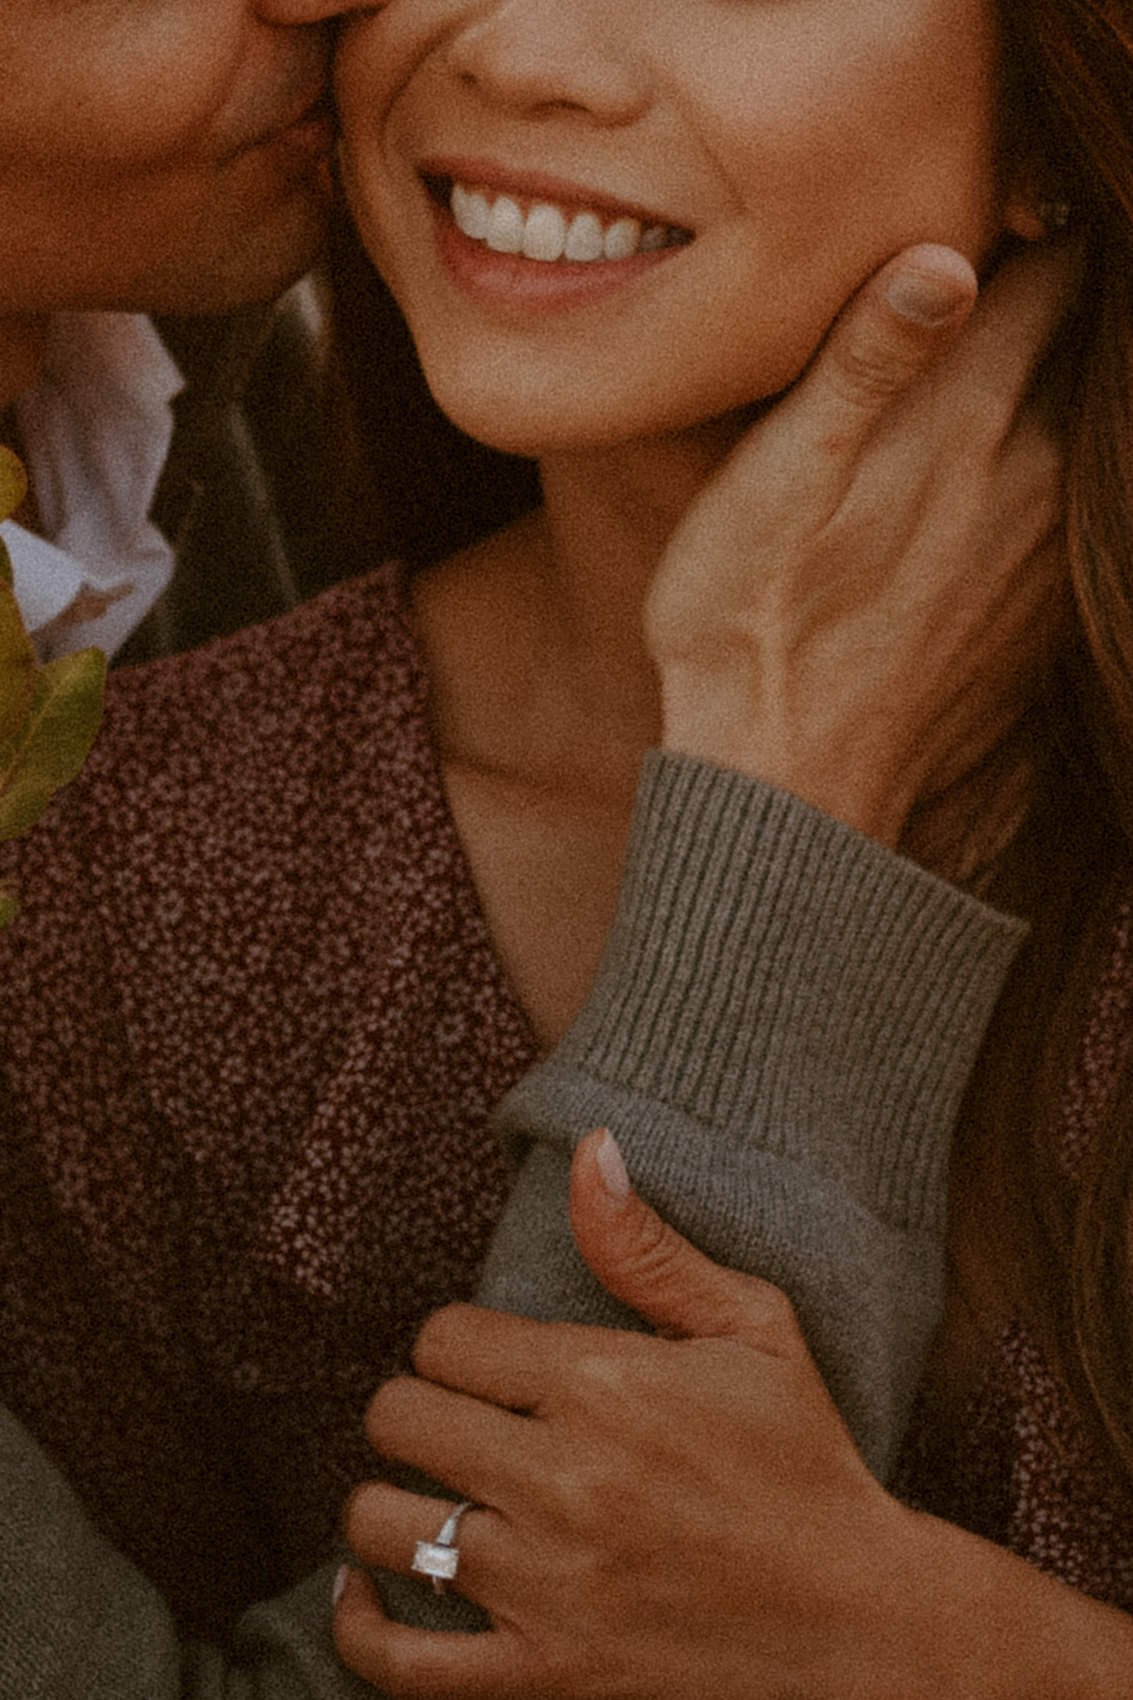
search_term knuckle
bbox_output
[544,1453,612,1533]
[412,1302,473,1373]
[570,1346,630,1404]
[341,1481,373,1552]
[752,1279,802,1348]
[621,1203,687,1286]
[365,1374,417,1450]
[830,336,918,406]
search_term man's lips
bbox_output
[277,93,338,155]
[230,85,337,161]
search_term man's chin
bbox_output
[152,249,324,315]
[150,211,330,315]
[85,170,333,318]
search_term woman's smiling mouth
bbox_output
[444,180,691,264]
[416,160,695,308]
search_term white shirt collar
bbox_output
[2,312,184,660]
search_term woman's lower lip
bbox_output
[431,201,684,313]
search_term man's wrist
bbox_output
[659,665,910,847]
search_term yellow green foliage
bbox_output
[0,445,106,926]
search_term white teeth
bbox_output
[447,180,687,264]
[523,203,567,262]
[563,211,604,263]
[603,217,641,261]
[485,194,524,253]
[451,183,490,240]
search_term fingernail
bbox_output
[332,1564,350,1607]
[594,1129,630,1200]
[885,268,968,326]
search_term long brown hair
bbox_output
[970,0,1133,1486]
[327,204,539,568]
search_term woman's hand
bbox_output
[647,242,1075,855]
[334,1133,1133,1699]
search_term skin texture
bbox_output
[332,3,1066,1063]
[374,241,1071,1046]
[336,0,1024,456]
[335,1135,1133,1700]
[647,242,1072,845]
[0,0,361,396]
[0,1,1093,1691]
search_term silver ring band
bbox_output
[411,1500,474,1595]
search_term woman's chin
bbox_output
[401,300,818,461]
[417,366,784,463]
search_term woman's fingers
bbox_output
[336,1256,904,1700]
[774,240,1075,473]
[645,244,980,633]
[334,1569,527,1700]
[344,1482,503,1596]
[411,1301,562,1412]
[646,234,1076,845]
[569,1129,803,1354]
[365,1374,539,1504]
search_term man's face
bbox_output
[0,0,347,319]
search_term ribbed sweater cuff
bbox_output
[496,750,1029,1234]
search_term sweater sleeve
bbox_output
[372,750,1029,1646]
[478,750,1029,1484]
[0,1403,367,1700]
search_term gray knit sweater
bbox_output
[0,1404,357,1700]
[377,751,1027,1635]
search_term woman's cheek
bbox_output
[335,0,467,120]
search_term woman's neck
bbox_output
[414,413,749,805]
[410,421,747,1048]
[516,418,746,760]
[539,419,740,662]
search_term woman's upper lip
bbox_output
[418,155,695,234]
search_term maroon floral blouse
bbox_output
[1,563,1131,1633]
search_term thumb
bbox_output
[569,1129,798,1351]
[771,242,978,462]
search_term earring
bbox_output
[1038,198,1072,232]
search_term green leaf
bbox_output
[0,646,106,842]
[0,573,36,745]
[0,446,27,527]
